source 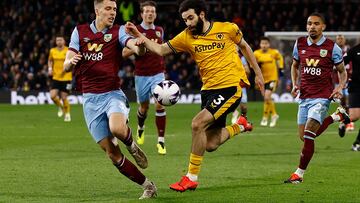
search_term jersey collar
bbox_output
[90,21,109,34]
[201,21,213,36]
[307,35,326,46]
[140,21,155,30]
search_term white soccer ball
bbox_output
[153,80,181,106]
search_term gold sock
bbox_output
[269,101,277,116]
[263,101,270,118]
[63,98,70,114]
[53,97,63,108]
[188,153,203,176]
[226,124,241,138]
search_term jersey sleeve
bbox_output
[292,40,299,61]
[166,31,188,53]
[332,43,343,65]
[48,49,53,61]
[119,25,134,48]
[275,49,284,69]
[69,27,80,52]
[229,23,243,44]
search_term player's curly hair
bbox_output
[179,0,207,18]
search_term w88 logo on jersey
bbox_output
[303,67,322,76]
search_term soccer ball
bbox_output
[153,80,181,106]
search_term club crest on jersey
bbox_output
[156,31,161,38]
[320,49,327,57]
[301,50,306,54]
[216,33,224,40]
[104,34,112,42]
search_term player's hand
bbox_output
[291,85,299,98]
[255,75,265,96]
[136,38,147,56]
[329,86,343,100]
[125,22,141,37]
[135,37,146,46]
[48,68,53,77]
[70,53,82,66]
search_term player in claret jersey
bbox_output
[63,0,156,199]
[284,13,350,184]
[126,0,264,192]
[122,1,167,155]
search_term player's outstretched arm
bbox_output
[64,50,82,72]
[125,22,172,56]
[330,62,347,99]
[290,59,300,98]
[238,38,265,95]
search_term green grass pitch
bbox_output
[0,102,359,202]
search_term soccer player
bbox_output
[48,35,72,122]
[285,13,350,184]
[125,0,265,192]
[334,35,354,135]
[254,36,284,127]
[122,1,167,155]
[63,0,156,199]
[342,43,360,151]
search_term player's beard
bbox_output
[190,19,204,35]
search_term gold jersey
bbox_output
[254,48,284,83]
[167,22,249,90]
[48,47,72,81]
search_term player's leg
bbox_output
[83,94,155,199]
[134,75,151,145]
[170,86,249,192]
[137,101,149,145]
[98,136,156,199]
[267,81,279,127]
[261,83,272,126]
[316,106,350,137]
[60,91,71,122]
[231,87,247,123]
[49,80,63,117]
[155,101,166,154]
[106,90,148,169]
[205,108,252,152]
[350,110,360,151]
[349,107,360,151]
[169,109,213,192]
[285,99,329,183]
[151,73,167,154]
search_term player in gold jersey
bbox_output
[48,35,72,122]
[126,0,264,192]
[254,37,284,127]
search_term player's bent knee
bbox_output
[191,119,204,132]
[205,143,218,152]
[110,126,127,139]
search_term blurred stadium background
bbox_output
[1,0,360,103]
[1,0,360,202]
